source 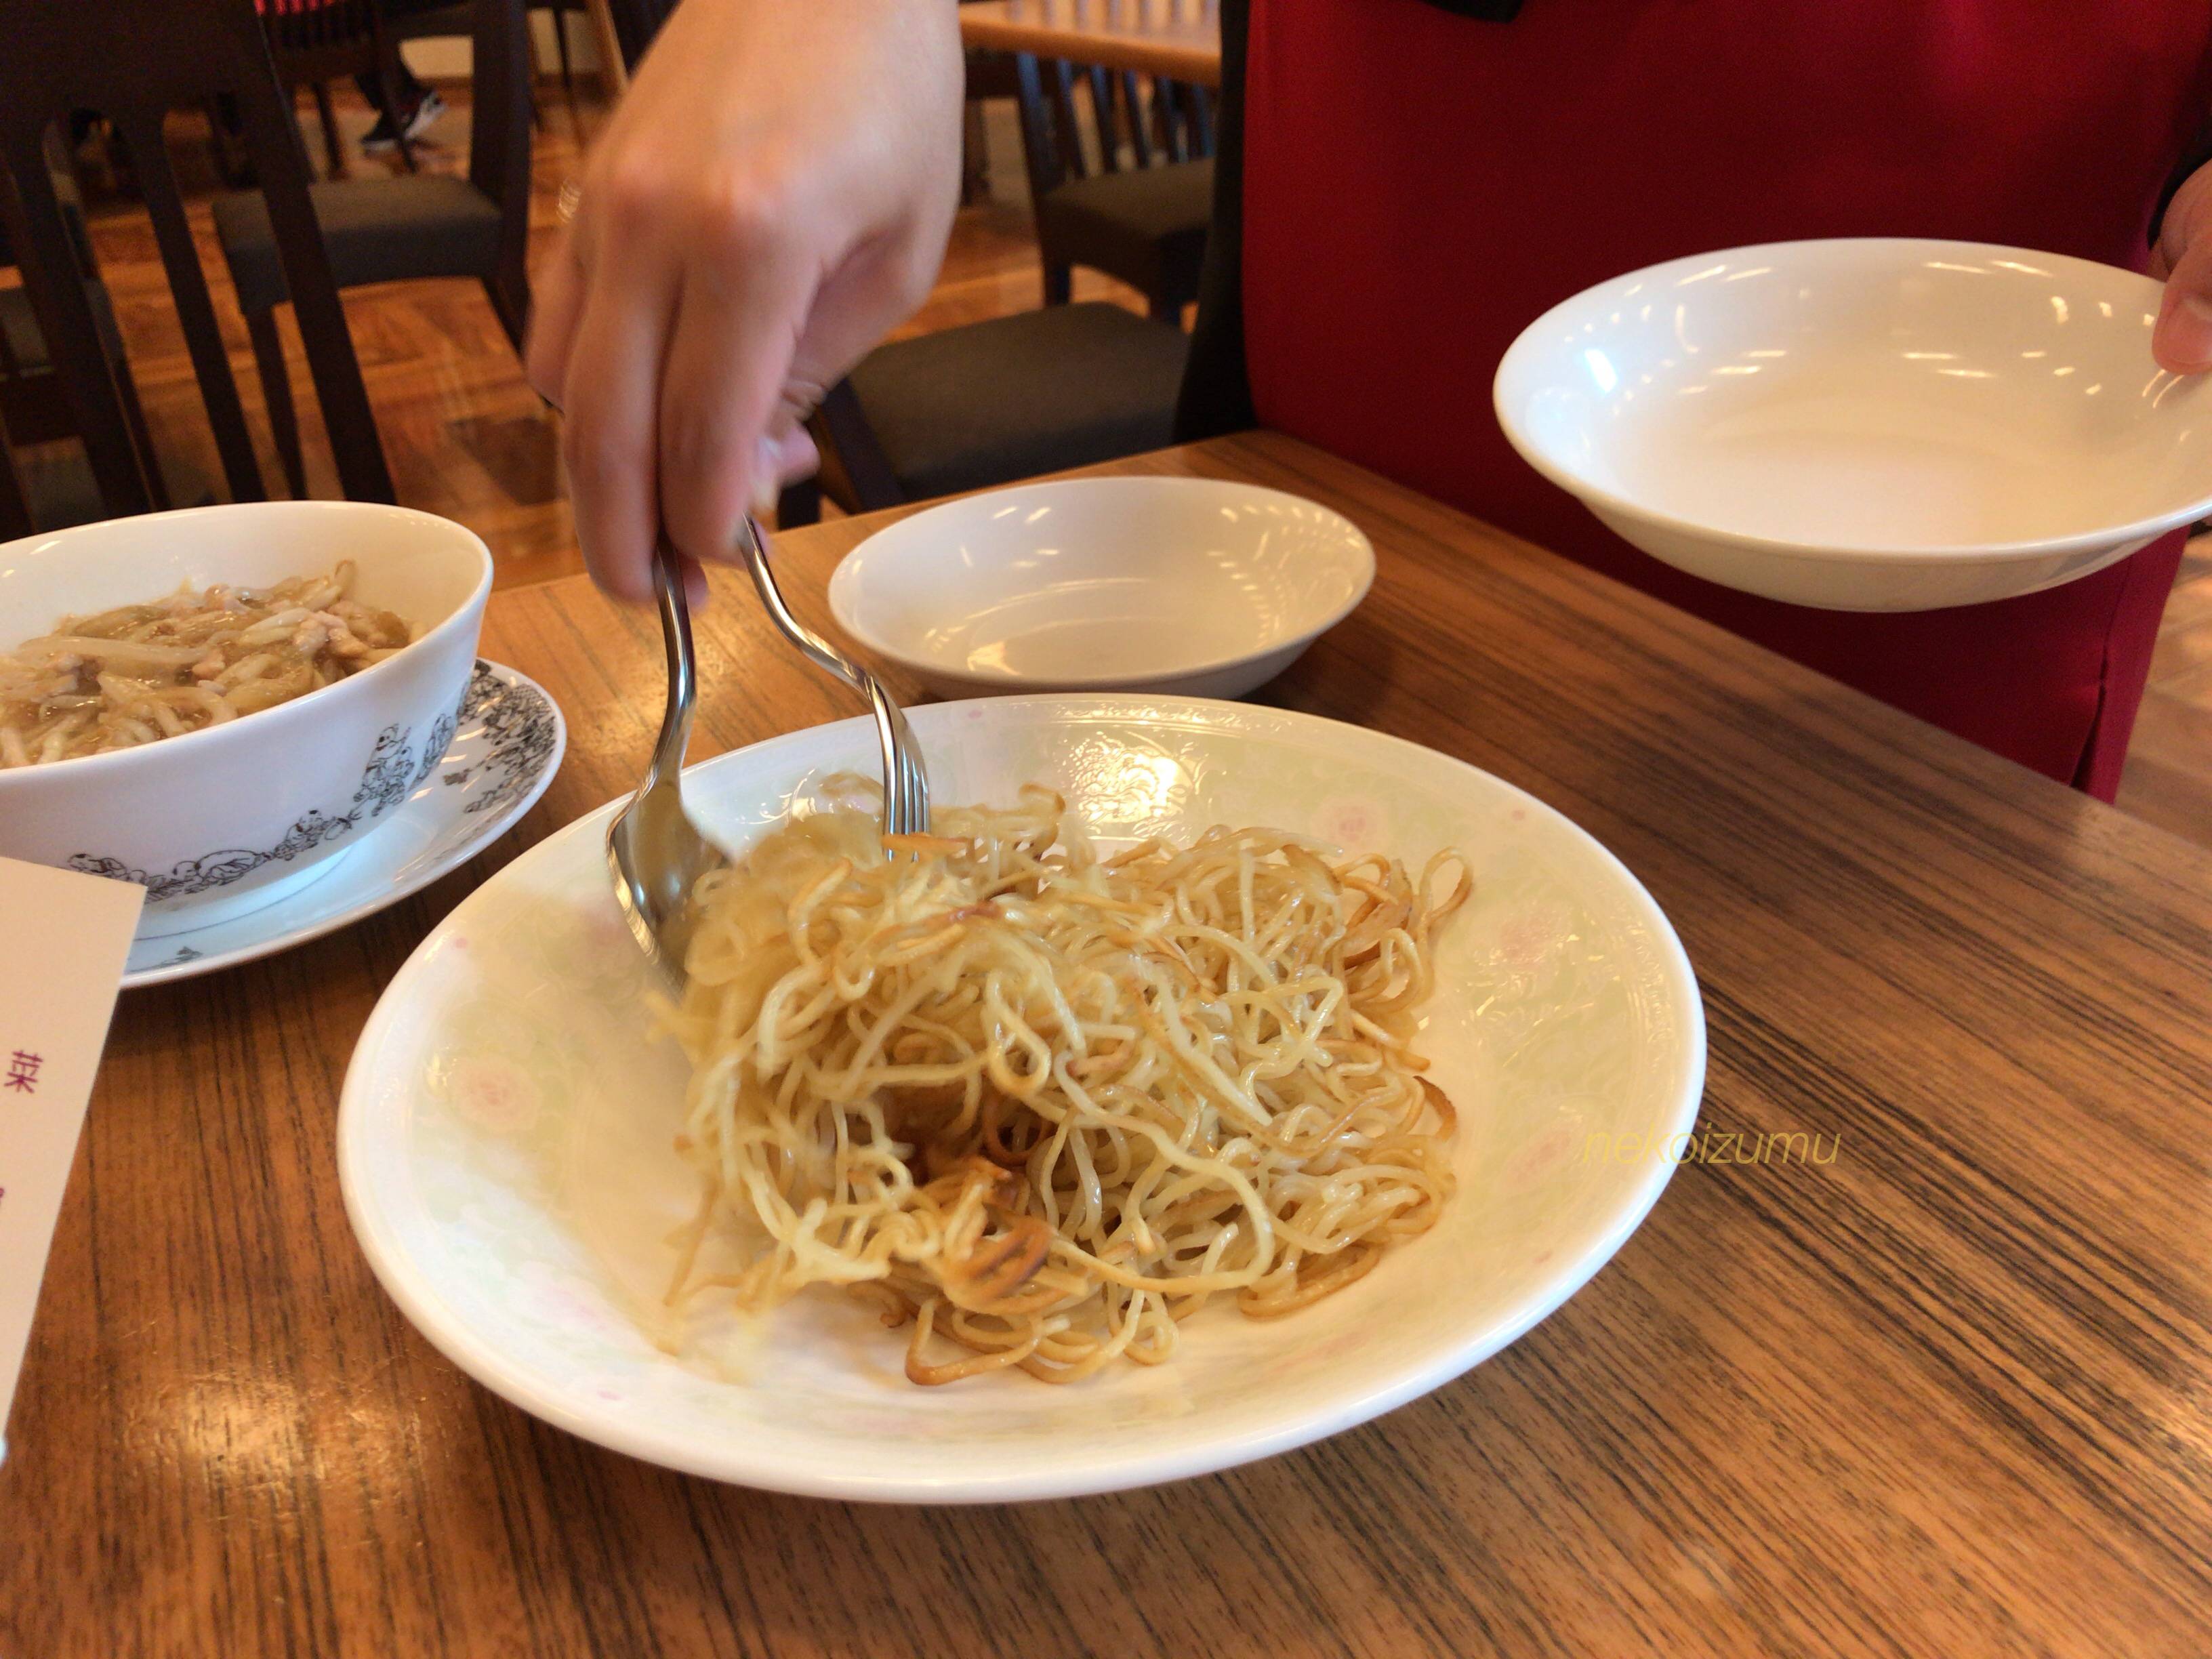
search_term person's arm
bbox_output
[525,0,962,602]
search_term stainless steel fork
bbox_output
[734,515,930,838]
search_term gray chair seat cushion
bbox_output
[1037,158,1213,309]
[211,176,501,312]
[15,445,213,531]
[1,281,133,445]
[0,275,125,371]
[0,286,47,371]
[846,302,1189,503]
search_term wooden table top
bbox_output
[960,0,1221,87]
[8,432,2212,1657]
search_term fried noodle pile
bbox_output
[661,786,1469,1385]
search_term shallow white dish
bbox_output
[124,661,562,987]
[340,695,1705,1504]
[827,477,1374,699]
[1494,238,2212,611]
[0,500,491,927]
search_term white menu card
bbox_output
[0,855,143,1464]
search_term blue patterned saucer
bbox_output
[123,660,564,988]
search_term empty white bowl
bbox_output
[1494,239,2212,611]
[826,476,1374,699]
[0,501,490,936]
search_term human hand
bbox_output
[2150,159,2212,374]
[525,0,963,600]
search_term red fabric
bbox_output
[1238,0,2211,796]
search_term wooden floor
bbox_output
[43,83,2210,846]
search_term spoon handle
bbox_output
[646,538,698,792]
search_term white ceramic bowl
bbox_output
[0,501,491,936]
[340,695,1705,1502]
[827,476,1374,698]
[1494,238,2212,611]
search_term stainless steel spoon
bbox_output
[606,537,726,984]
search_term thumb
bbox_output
[2153,171,2212,373]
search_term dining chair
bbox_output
[0,173,151,451]
[534,0,592,117]
[1,169,224,531]
[962,45,1021,205]
[597,0,680,72]
[212,0,531,498]
[261,0,425,173]
[0,0,391,517]
[0,435,30,541]
[1012,53,1216,321]
[786,302,1190,521]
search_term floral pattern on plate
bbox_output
[123,661,565,986]
[340,695,1704,1501]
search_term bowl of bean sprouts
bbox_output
[0,501,491,935]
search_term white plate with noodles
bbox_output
[340,695,1704,1502]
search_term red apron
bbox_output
[1237,0,2212,796]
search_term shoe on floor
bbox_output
[360,89,446,155]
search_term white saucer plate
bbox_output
[339,695,1704,1504]
[124,661,565,987]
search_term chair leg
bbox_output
[524,15,546,129]
[245,308,307,499]
[960,100,990,205]
[1042,260,1072,306]
[584,0,630,98]
[775,476,821,529]
[482,273,531,356]
[811,381,903,512]
[310,82,344,177]
[0,447,33,539]
[113,356,169,510]
[553,7,579,112]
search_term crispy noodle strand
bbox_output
[659,785,1471,1385]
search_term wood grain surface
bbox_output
[6,432,2211,1658]
[960,0,1222,87]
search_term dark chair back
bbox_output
[600,0,682,71]
[262,0,402,83]
[0,0,393,513]
[1012,54,1216,202]
[261,0,418,171]
[0,166,145,452]
[0,358,33,535]
[0,419,33,541]
[459,0,534,327]
[382,0,534,333]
